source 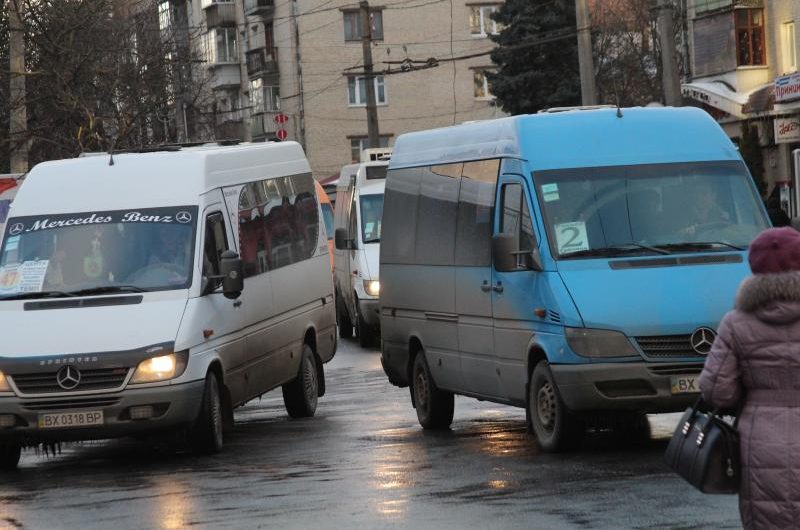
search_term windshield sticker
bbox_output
[555,222,590,254]
[3,206,199,237]
[3,235,19,252]
[0,260,49,294]
[541,183,560,202]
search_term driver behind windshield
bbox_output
[680,181,730,237]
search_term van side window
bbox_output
[381,167,422,264]
[238,174,319,277]
[457,160,499,266]
[501,183,535,252]
[203,211,229,289]
[415,165,460,265]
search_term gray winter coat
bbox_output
[699,272,800,530]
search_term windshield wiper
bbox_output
[363,238,381,244]
[0,290,77,301]
[68,285,149,296]
[561,243,670,259]
[655,241,744,252]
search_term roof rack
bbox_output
[538,105,617,114]
[78,139,246,157]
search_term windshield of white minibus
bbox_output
[534,161,768,259]
[360,194,384,244]
[0,206,198,299]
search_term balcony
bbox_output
[246,48,279,78]
[250,111,281,139]
[203,1,236,28]
[244,0,275,17]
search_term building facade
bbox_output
[682,0,800,214]
[166,0,504,179]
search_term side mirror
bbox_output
[492,233,517,272]
[220,250,244,299]
[492,234,544,272]
[335,228,354,250]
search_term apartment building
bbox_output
[682,0,800,212]
[166,0,503,179]
[294,0,505,177]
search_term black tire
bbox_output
[0,443,20,470]
[337,293,353,339]
[282,344,319,418]
[528,360,585,452]
[412,351,454,429]
[190,372,224,455]
[357,305,375,348]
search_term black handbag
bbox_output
[664,398,740,494]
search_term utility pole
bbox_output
[292,0,307,148]
[360,0,380,148]
[575,0,596,106]
[235,1,252,142]
[657,0,682,106]
[9,0,28,172]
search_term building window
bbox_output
[206,27,238,64]
[782,21,796,74]
[470,5,502,37]
[347,75,387,106]
[249,79,280,114]
[158,1,171,33]
[343,10,383,41]
[735,8,765,66]
[473,69,494,99]
[350,136,391,162]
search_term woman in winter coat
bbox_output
[699,226,800,530]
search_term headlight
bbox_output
[131,351,188,384]
[0,371,10,392]
[565,327,639,358]
[363,279,380,297]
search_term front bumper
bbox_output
[550,362,704,413]
[0,380,205,443]
[358,298,381,328]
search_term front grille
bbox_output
[11,368,129,394]
[21,397,121,411]
[636,335,702,359]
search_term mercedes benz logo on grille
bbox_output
[56,365,81,390]
[690,327,717,355]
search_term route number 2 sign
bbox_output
[555,222,589,254]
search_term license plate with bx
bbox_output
[38,410,104,429]
[670,375,700,394]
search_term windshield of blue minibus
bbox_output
[534,161,769,259]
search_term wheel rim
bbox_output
[414,366,429,411]
[303,355,318,407]
[536,381,557,433]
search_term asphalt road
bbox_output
[0,339,740,530]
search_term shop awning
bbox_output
[743,84,775,114]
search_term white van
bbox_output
[333,161,386,347]
[0,142,336,468]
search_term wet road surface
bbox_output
[0,340,739,529]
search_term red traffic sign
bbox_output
[276,129,288,141]
[274,113,289,124]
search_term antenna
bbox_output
[108,137,116,166]
[613,78,623,118]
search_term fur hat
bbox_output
[749,227,800,274]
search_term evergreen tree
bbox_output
[487,0,581,115]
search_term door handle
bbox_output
[480,281,492,292]
[493,282,504,294]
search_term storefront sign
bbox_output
[775,117,800,144]
[775,72,800,103]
